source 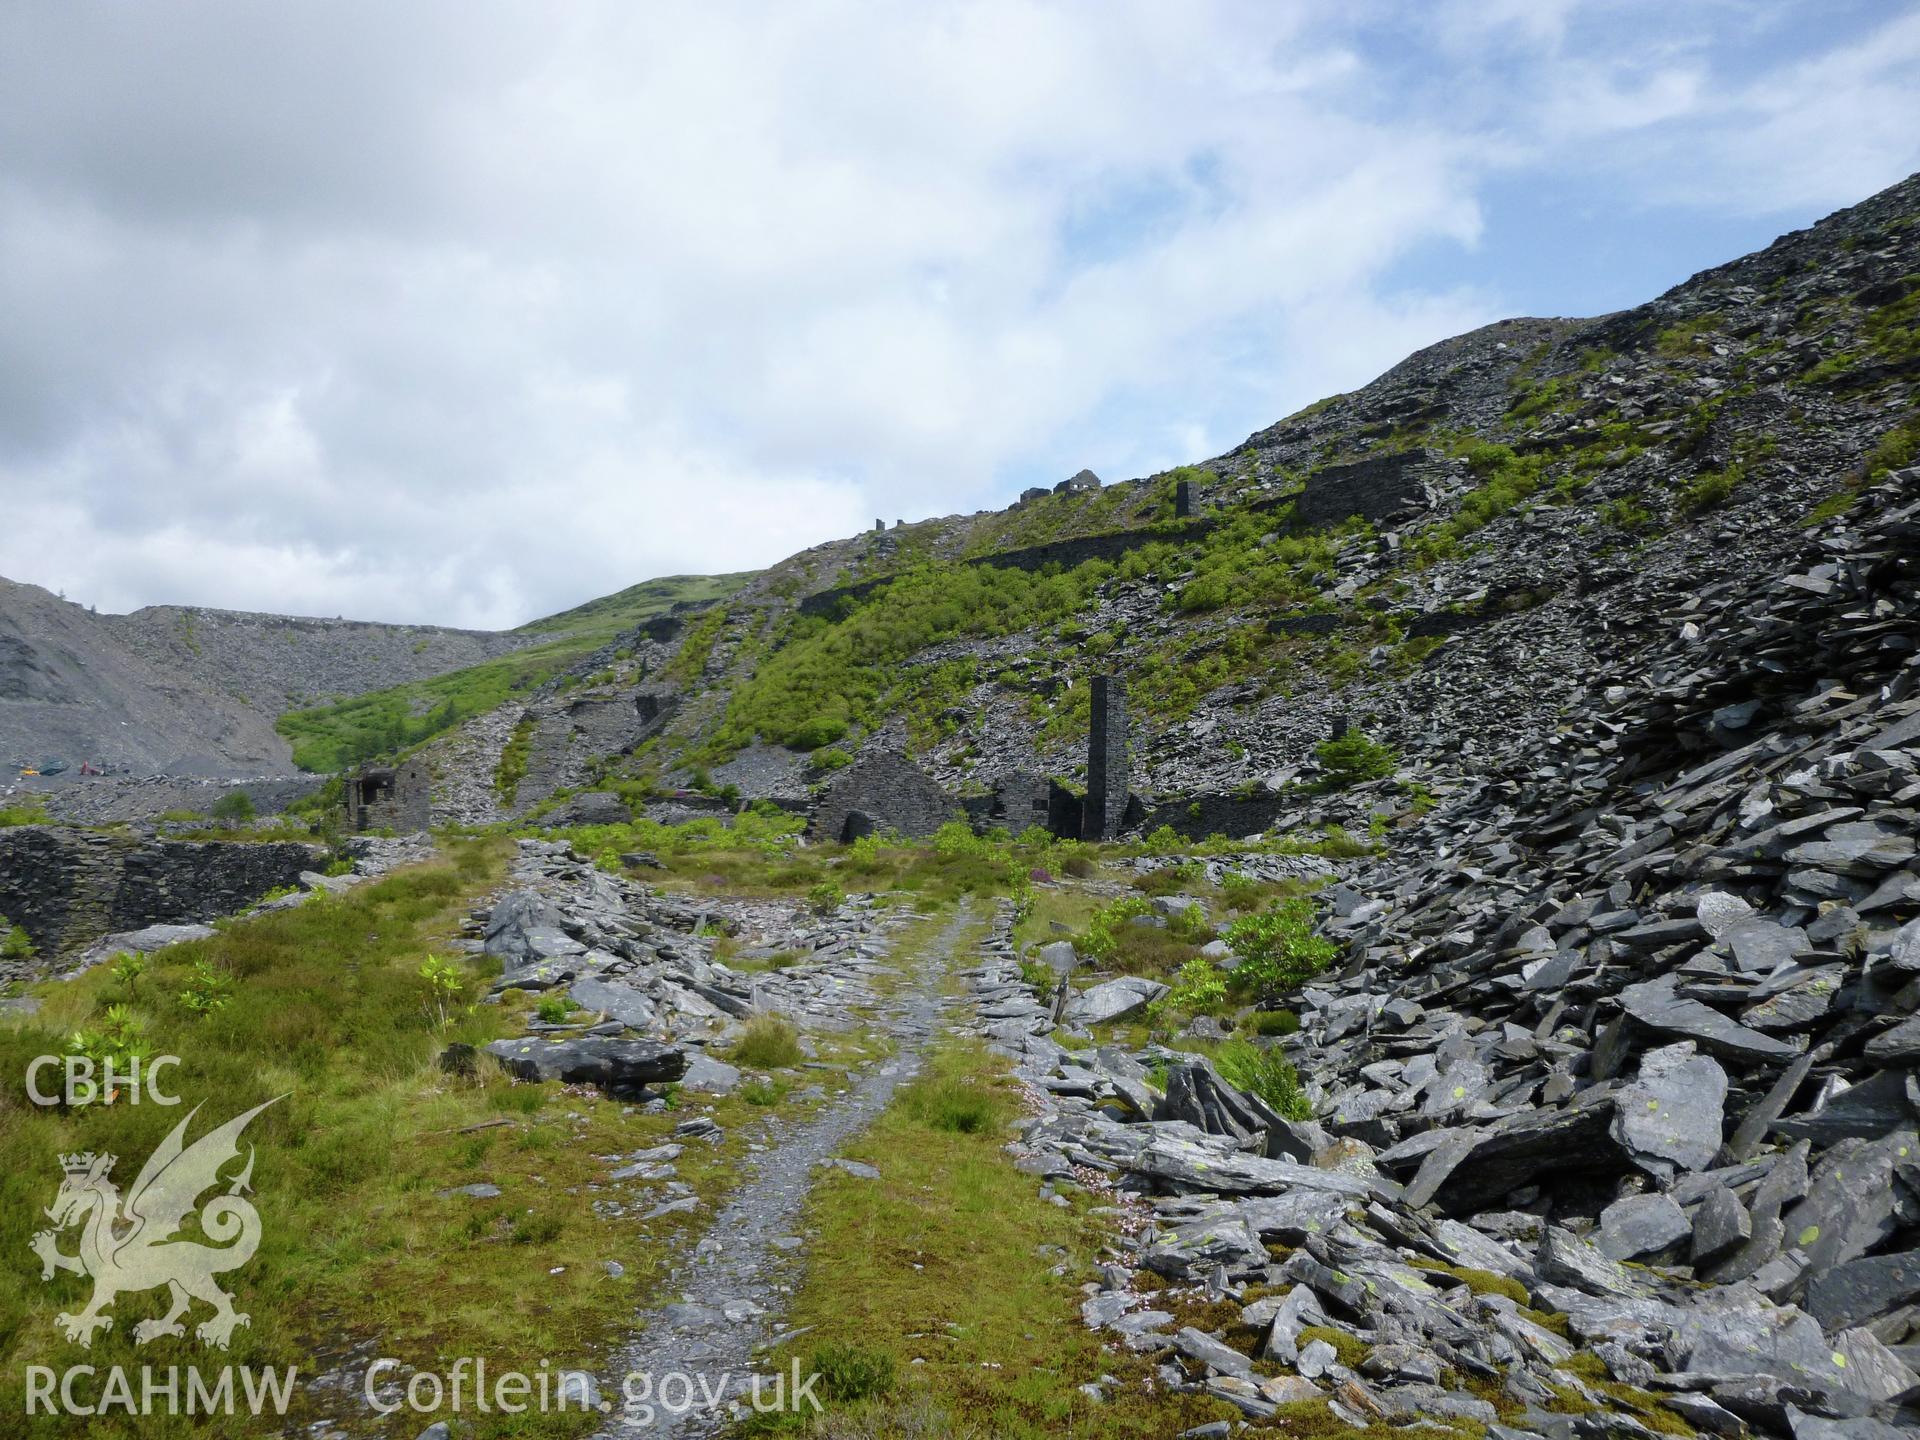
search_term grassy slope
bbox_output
[0,838,870,1439]
[276,572,751,772]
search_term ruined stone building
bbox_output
[346,759,432,832]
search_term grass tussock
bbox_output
[731,1015,805,1069]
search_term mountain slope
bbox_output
[425,170,1918,828]
[274,572,751,772]
[0,577,291,774]
[0,573,750,779]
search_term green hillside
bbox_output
[276,572,750,772]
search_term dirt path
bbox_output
[587,900,978,1437]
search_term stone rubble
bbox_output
[960,465,1920,1436]
[469,840,917,1099]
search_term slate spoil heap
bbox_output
[972,472,1920,1439]
[470,840,907,1098]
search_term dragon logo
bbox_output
[30,1097,283,1349]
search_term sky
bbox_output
[1,1,1917,629]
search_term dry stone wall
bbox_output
[0,826,323,959]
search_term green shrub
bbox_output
[930,820,990,857]
[1225,897,1336,1001]
[64,1004,149,1101]
[1141,824,1185,855]
[788,716,850,750]
[495,716,536,803]
[1680,462,1742,512]
[1131,863,1199,897]
[1219,873,1266,912]
[1161,956,1227,1015]
[1016,957,1056,991]
[810,746,854,771]
[1867,414,1920,477]
[808,1342,896,1403]
[806,880,845,915]
[1075,896,1153,965]
[210,790,256,823]
[0,916,34,960]
[533,995,574,1024]
[1210,1038,1312,1120]
[1314,729,1397,786]
[1599,497,1653,530]
[730,1015,804,1068]
[1166,904,1215,945]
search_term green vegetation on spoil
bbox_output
[1,915,33,960]
[1411,442,1547,562]
[516,571,750,638]
[0,795,49,827]
[1171,507,1346,615]
[276,572,746,772]
[495,714,536,802]
[751,1037,1240,1438]
[0,838,860,1439]
[664,601,732,685]
[956,471,1145,556]
[1314,728,1398,787]
[208,790,255,823]
[1221,895,1337,1000]
[702,561,1114,755]
[1869,412,1920,477]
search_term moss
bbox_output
[1410,1256,1530,1305]
[1519,1305,1572,1337]
[1553,1353,1698,1436]
[1297,1323,1370,1368]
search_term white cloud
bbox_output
[0,1,1914,625]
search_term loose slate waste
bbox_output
[959,474,1920,1436]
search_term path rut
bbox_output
[588,900,977,1437]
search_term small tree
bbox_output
[1160,956,1227,1016]
[1314,729,1398,788]
[178,959,235,1017]
[110,951,148,1001]
[419,955,466,1029]
[66,1005,148,1103]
